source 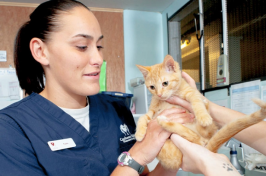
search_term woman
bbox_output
[2,0,263,176]
[0,0,192,175]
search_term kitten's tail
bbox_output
[206,98,266,153]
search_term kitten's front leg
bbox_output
[135,98,158,141]
[186,91,212,127]
[135,110,154,141]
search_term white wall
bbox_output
[123,10,164,93]
[123,0,191,94]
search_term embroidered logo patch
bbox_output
[120,124,135,143]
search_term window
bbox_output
[168,0,266,90]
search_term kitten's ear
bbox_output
[136,65,151,78]
[163,55,179,72]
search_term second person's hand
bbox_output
[171,134,241,176]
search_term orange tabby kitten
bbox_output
[135,55,266,170]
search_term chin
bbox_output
[83,85,100,96]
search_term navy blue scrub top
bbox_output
[0,92,136,176]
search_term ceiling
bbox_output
[3,0,175,12]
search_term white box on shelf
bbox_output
[130,77,145,87]
[133,84,152,114]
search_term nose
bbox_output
[91,47,103,68]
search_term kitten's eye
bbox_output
[150,85,155,90]
[162,81,168,87]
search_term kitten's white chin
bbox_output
[157,96,170,101]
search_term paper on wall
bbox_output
[0,68,22,110]
[0,69,7,75]
[9,82,20,100]
[0,51,7,62]
[262,86,266,102]
[230,80,261,114]
[261,85,266,121]
[0,81,10,97]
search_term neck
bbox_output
[39,87,87,109]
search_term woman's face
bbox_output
[44,6,103,97]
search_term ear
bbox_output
[163,55,179,72]
[136,65,151,78]
[30,37,49,66]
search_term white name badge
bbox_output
[47,138,76,151]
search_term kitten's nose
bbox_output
[158,94,162,97]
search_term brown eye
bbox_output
[162,81,168,87]
[150,85,155,90]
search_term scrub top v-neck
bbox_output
[0,92,136,176]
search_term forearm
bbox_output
[209,101,266,155]
[208,101,245,128]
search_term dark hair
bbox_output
[14,0,89,95]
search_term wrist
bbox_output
[117,151,145,174]
[199,152,219,175]
[202,153,233,176]
[196,153,210,175]
[128,146,148,166]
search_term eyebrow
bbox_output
[73,34,104,42]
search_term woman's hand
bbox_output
[166,97,194,114]
[166,71,208,114]
[182,71,197,89]
[171,134,240,176]
[112,109,190,175]
[129,108,194,166]
[171,134,211,173]
[165,71,197,114]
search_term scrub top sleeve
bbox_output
[0,116,46,176]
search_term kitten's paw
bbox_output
[157,115,171,128]
[157,116,177,133]
[135,127,147,141]
[157,115,168,122]
[197,114,213,127]
[252,98,266,119]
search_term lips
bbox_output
[84,71,100,76]
[87,73,99,76]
